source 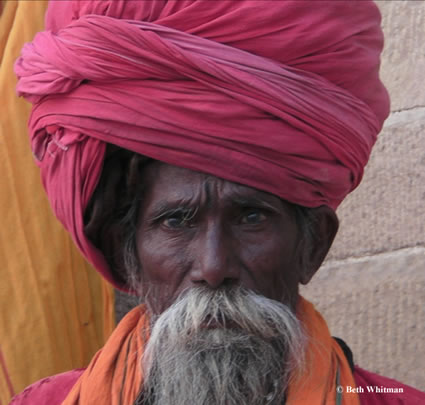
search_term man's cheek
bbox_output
[140,238,184,279]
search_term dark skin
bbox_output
[136,162,338,315]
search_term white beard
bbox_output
[136,287,306,405]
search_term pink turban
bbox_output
[15,0,390,287]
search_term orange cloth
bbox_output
[0,2,115,403]
[63,297,360,405]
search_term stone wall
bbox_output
[301,1,425,390]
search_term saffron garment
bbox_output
[0,2,114,402]
[15,0,390,289]
[62,298,361,405]
[10,298,425,405]
[11,368,423,405]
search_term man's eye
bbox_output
[240,210,267,225]
[161,209,196,229]
[163,214,186,228]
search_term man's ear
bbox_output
[298,206,339,285]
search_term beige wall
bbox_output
[302,1,425,390]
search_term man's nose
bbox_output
[190,224,239,288]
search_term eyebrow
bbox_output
[230,194,283,212]
[147,199,199,222]
[145,191,286,222]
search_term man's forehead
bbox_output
[141,161,288,209]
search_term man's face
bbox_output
[136,161,304,315]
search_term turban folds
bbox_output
[15,0,390,288]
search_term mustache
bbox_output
[154,287,291,333]
[144,286,306,369]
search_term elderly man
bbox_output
[11,0,424,404]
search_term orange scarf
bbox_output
[63,297,360,405]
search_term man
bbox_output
[11,0,424,404]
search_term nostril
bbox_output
[221,278,238,288]
[192,279,210,287]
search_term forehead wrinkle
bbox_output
[202,175,244,209]
[203,178,213,209]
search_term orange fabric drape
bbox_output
[0,2,115,403]
[63,298,360,405]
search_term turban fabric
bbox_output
[15,0,390,288]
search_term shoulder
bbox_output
[9,369,84,405]
[354,366,425,405]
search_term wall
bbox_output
[301,1,425,390]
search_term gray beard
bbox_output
[135,287,306,405]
